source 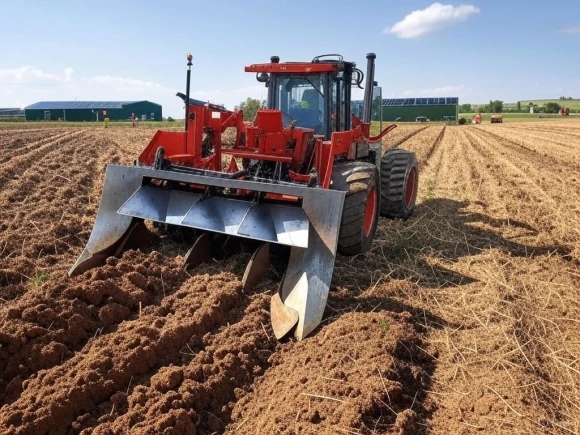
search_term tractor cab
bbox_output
[246,54,369,141]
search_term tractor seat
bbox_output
[301,89,319,109]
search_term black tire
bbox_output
[331,161,380,256]
[380,148,418,219]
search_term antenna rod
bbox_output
[185,53,193,131]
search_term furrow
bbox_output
[0,261,272,435]
[474,125,580,170]
[0,130,86,187]
[0,130,72,158]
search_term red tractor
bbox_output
[70,53,418,341]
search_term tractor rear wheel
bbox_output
[331,161,380,256]
[380,148,418,219]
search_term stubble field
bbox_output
[0,120,579,434]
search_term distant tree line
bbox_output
[459,100,504,113]
[540,102,570,114]
[460,99,577,114]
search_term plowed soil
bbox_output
[1,121,579,434]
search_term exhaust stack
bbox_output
[362,53,376,123]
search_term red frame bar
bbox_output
[221,149,293,163]
[137,100,398,198]
[244,63,339,73]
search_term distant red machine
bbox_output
[558,106,570,116]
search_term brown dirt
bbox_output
[228,311,433,435]
[1,121,579,434]
[388,122,580,434]
[0,250,275,435]
[381,124,428,151]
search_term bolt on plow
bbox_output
[70,52,419,341]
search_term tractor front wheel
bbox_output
[331,161,380,256]
[380,148,418,219]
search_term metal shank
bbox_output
[279,189,345,340]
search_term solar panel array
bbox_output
[382,97,458,106]
[0,108,24,116]
[24,101,140,110]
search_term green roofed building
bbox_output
[24,101,162,122]
[381,97,458,122]
[351,97,458,122]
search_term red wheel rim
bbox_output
[405,167,416,208]
[363,186,377,237]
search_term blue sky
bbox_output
[1,0,579,117]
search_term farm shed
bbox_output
[381,97,458,122]
[24,101,162,122]
[0,108,25,119]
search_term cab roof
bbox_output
[244,62,341,74]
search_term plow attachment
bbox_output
[70,164,346,340]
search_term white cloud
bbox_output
[64,68,74,81]
[401,84,468,96]
[190,85,265,108]
[0,64,266,117]
[85,76,177,99]
[84,75,187,106]
[88,75,166,90]
[84,77,264,110]
[14,101,31,110]
[384,3,480,39]
[559,26,580,34]
[0,66,73,83]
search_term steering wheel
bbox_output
[280,110,296,127]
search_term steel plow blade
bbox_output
[70,164,346,341]
[69,164,316,277]
[117,185,202,226]
[115,178,310,248]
